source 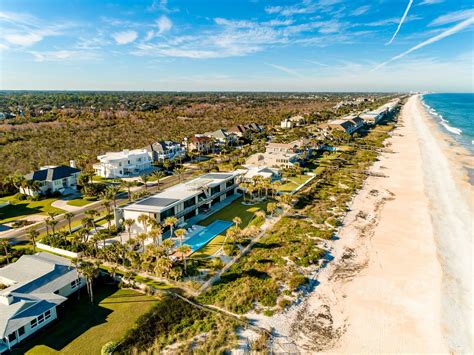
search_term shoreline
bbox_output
[252,95,472,353]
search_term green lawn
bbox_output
[67,198,96,207]
[278,175,311,192]
[13,285,157,355]
[0,195,64,224]
[192,198,268,258]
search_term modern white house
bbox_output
[145,141,185,162]
[280,118,294,129]
[116,172,240,234]
[20,164,81,197]
[245,140,305,169]
[93,149,152,178]
[237,166,281,182]
[0,253,84,351]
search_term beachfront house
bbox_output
[238,165,281,182]
[145,141,185,162]
[245,140,305,169]
[203,129,237,146]
[185,135,214,153]
[326,115,365,135]
[116,172,240,234]
[0,253,84,352]
[93,149,152,178]
[20,163,81,197]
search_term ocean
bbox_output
[421,93,474,154]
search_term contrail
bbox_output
[387,0,413,45]
[375,16,474,70]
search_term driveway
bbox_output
[51,198,84,212]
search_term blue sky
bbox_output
[0,0,472,91]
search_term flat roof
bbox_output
[123,172,239,213]
[135,197,180,208]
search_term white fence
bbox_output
[36,242,81,258]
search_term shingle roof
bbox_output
[25,165,80,182]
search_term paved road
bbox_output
[1,170,197,244]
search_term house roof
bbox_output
[97,149,149,162]
[0,253,78,338]
[25,165,80,182]
[122,172,239,213]
[145,141,181,153]
[190,135,211,143]
[204,129,229,140]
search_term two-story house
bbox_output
[20,164,81,197]
[145,141,185,162]
[93,149,152,178]
[116,172,240,234]
[0,253,84,351]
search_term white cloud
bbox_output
[351,6,370,16]
[112,30,138,44]
[157,15,172,34]
[429,9,474,26]
[30,50,98,62]
[375,16,474,70]
[305,59,329,67]
[4,33,43,46]
[387,0,413,45]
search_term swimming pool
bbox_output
[182,220,233,252]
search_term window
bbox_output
[183,198,195,209]
[31,319,37,328]
[45,310,51,319]
[18,326,25,337]
[8,332,16,342]
[38,314,44,324]
[71,279,80,289]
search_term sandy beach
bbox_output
[251,95,473,353]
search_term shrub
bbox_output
[101,341,117,355]
[278,298,291,309]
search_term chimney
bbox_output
[70,160,77,168]
[0,293,13,305]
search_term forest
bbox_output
[0,91,390,179]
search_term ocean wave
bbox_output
[423,100,463,135]
[440,121,463,135]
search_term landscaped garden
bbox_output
[13,285,157,355]
[191,198,268,258]
[66,197,96,207]
[0,195,64,224]
[277,174,312,192]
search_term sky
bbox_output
[0,0,473,92]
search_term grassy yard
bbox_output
[192,198,268,258]
[0,195,64,224]
[278,174,311,192]
[67,198,96,207]
[13,285,157,355]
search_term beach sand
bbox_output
[251,95,473,353]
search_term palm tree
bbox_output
[104,214,114,231]
[78,261,98,303]
[149,225,163,246]
[46,217,58,235]
[174,167,186,183]
[174,228,186,247]
[154,257,173,278]
[64,212,74,234]
[178,245,192,275]
[140,174,150,191]
[164,217,178,239]
[267,202,277,217]
[232,216,242,229]
[137,214,150,234]
[161,239,175,254]
[0,239,10,264]
[105,185,120,208]
[123,218,134,240]
[27,229,39,253]
[121,180,135,202]
[151,171,165,191]
[137,233,148,251]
